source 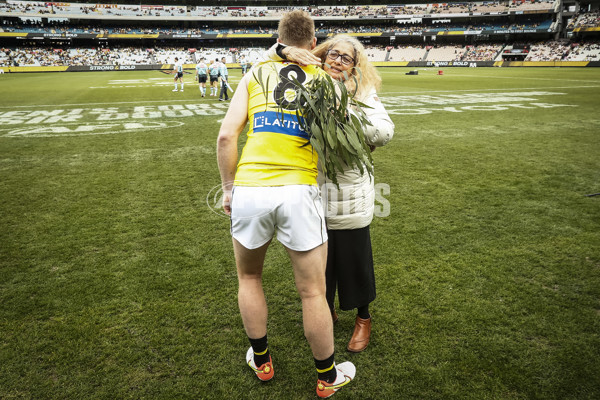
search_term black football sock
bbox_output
[249,335,270,367]
[315,353,337,383]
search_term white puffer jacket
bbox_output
[318,88,394,230]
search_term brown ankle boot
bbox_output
[347,316,371,353]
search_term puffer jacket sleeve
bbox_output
[360,88,395,147]
[264,43,283,62]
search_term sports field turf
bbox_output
[1,67,599,399]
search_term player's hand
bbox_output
[284,47,321,66]
[222,190,232,216]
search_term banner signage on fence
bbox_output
[1,61,598,74]
[88,65,138,71]
[424,61,483,67]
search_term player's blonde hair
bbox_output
[313,34,381,101]
[278,10,315,48]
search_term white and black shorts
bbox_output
[175,71,183,79]
[198,74,207,83]
[230,185,327,251]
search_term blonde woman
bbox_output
[270,34,395,353]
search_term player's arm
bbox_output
[217,73,251,215]
[265,42,321,66]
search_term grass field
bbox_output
[1,67,599,399]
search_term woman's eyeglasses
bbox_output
[326,49,355,66]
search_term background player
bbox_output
[239,54,248,75]
[219,56,230,101]
[208,59,220,97]
[195,57,208,97]
[172,57,184,92]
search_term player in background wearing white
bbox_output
[218,56,230,101]
[239,54,248,75]
[173,57,184,92]
[208,59,220,97]
[195,57,208,97]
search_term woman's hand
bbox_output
[283,46,321,66]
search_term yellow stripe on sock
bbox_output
[254,348,268,356]
[316,363,334,374]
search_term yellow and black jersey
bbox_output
[235,61,326,187]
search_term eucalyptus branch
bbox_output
[253,63,374,187]
[294,71,374,187]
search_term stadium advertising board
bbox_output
[492,29,546,34]
[0,32,97,39]
[424,61,483,67]
[85,65,141,71]
[2,61,599,74]
[418,61,492,67]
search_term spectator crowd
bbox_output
[3,40,599,68]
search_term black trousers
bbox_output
[219,80,229,100]
[325,225,376,311]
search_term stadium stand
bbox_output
[0,0,599,68]
[571,11,600,28]
[364,46,389,62]
[426,45,465,62]
[153,48,195,65]
[388,45,428,62]
[0,46,268,67]
[462,44,504,61]
[563,41,600,60]
[0,19,558,36]
[0,1,563,19]
[388,5,430,15]
[525,40,572,61]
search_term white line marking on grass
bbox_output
[1,85,595,109]
[2,120,186,137]
[448,74,600,83]
[384,85,600,95]
[380,69,600,84]
[0,99,228,108]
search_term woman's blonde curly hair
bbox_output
[312,34,382,101]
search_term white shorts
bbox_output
[230,185,327,251]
